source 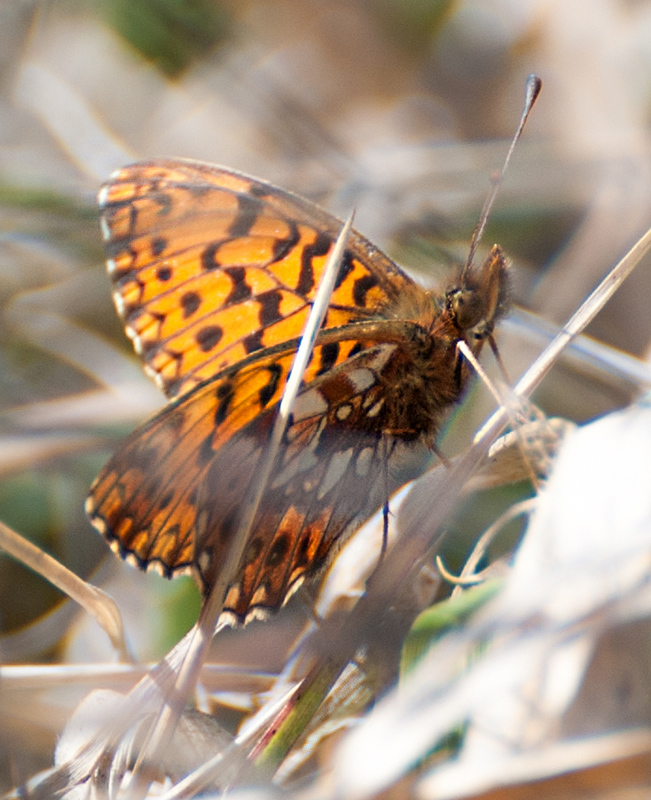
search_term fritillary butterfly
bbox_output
[86,158,509,626]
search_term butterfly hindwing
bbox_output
[87,334,432,622]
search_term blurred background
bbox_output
[2,0,651,787]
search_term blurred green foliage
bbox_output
[101,0,230,77]
[401,579,501,674]
[373,0,456,52]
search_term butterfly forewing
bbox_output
[100,159,422,399]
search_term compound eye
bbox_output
[451,289,483,330]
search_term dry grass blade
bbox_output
[0,521,131,662]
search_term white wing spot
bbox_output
[284,574,306,605]
[219,609,241,627]
[198,550,211,575]
[335,403,353,421]
[123,552,141,570]
[270,448,317,489]
[306,417,328,451]
[318,447,354,500]
[348,368,375,393]
[245,606,272,624]
[356,446,374,476]
[148,561,166,578]
[293,416,329,494]
[129,329,144,354]
[366,399,384,418]
[251,584,270,607]
[98,184,110,208]
[195,508,209,538]
[171,564,194,580]
[100,215,111,242]
[113,290,126,315]
[292,388,328,421]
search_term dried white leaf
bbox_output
[333,399,651,799]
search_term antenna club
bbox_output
[526,74,542,105]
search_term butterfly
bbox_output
[86,158,509,626]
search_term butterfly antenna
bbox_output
[463,74,541,277]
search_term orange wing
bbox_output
[87,335,433,624]
[100,159,424,398]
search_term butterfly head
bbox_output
[448,244,510,351]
